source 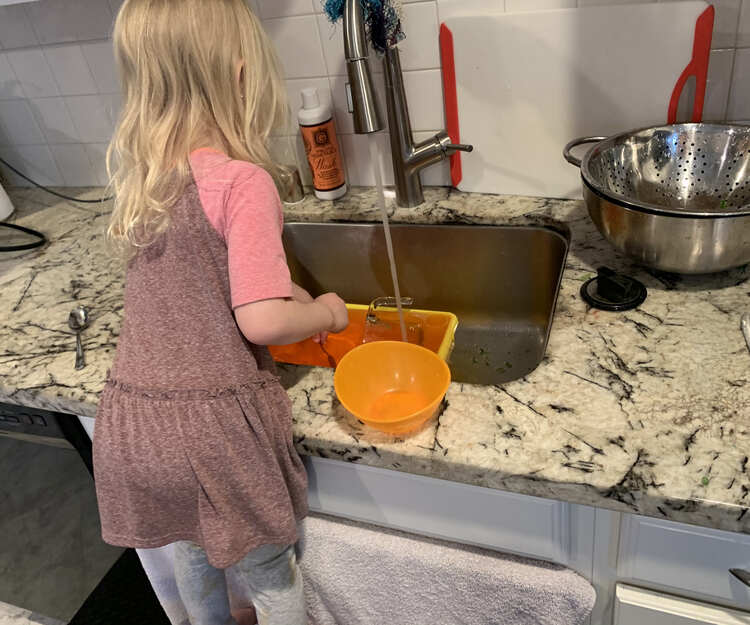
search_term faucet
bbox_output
[343,0,473,208]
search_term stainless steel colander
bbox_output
[564,123,750,274]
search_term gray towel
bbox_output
[299,514,595,625]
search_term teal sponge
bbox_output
[322,0,405,54]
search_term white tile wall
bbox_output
[727,47,750,118]
[0,54,25,99]
[506,0,576,10]
[0,5,38,50]
[738,0,750,46]
[0,99,44,145]
[256,0,314,19]
[0,0,747,189]
[264,15,328,79]
[0,0,118,187]
[6,48,59,98]
[30,97,79,143]
[704,49,735,119]
[44,44,97,96]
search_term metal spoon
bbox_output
[68,306,90,370]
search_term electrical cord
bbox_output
[0,222,46,252]
[0,155,113,204]
[0,154,113,252]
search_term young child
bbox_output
[93,1,348,624]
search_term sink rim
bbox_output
[284,219,572,247]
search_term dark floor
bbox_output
[0,435,124,621]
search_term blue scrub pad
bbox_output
[322,0,404,54]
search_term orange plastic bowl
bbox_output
[334,341,451,435]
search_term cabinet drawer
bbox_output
[305,456,572,565]
[614,584,750,625]
[619,515,750,610]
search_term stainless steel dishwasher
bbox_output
[0,403,123,622]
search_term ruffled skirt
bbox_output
[92,372,308,569]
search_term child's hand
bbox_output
[312,331,329,344]
[316,293,348,333]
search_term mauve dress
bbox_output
[93,179,308,569]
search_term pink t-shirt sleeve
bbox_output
[224,169,293,308]
[190,150,293,309]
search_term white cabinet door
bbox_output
[619,515,750,610]
[614,584,750,625]
[306,456,576,566]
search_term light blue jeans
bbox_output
[173,541,307,625]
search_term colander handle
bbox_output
[563,137,608,168]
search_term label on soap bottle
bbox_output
[300,118,346,192]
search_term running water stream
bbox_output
[368,135,407,342]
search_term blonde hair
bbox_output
[107,0,289,251]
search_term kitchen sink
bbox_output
[283,223,570,385]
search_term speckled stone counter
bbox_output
[1,186,748,535]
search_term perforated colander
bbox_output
[564,123,750,273]
[568,123,750,217]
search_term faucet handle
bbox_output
[446,143,474,153]
[433,131,473,157]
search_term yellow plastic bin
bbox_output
[269,304,457,368]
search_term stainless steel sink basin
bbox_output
[283,223,570,385]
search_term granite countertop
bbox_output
[1,186,749,535]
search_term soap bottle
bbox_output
[298,88,347,200]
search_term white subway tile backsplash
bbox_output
[506,0,575,10]
[83,142,109,186]
[16,144,63,185]
[578,0,653,6]
[703,49,734,121]
[50,142,97,186]
[24,0,78,45]
[0,53,23,100]
[404,70,445,131]
[81,41,119,94]
[265,15,328,79]
[710,0,742,48]
[44,44,97,96]
[0,5,38,50]
[65,94,118,144]
[24,0,112,46]
[727,47,750,120]
[257,0,314,19]
[107,0,124,16]
[738,0,750,47]
[399,2,441,70]
[6,47,59,98]
[29,97,79,143]
[0,99,44,145]
[1,144,62,186]
[69,0,114,42]
[316,13,346,77]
